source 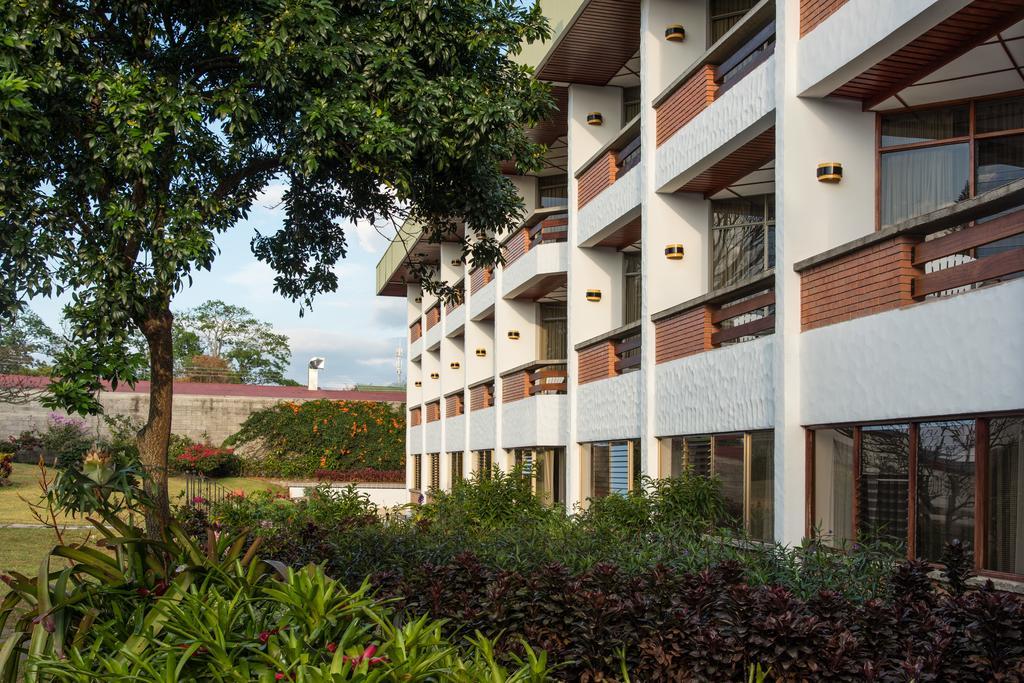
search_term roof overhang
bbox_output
[535,0,641,86]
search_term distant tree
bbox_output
[0,309,58,403]
[0,0,550,534]
[182,354,238,384]
[176,300,290,385]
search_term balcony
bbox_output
[469,267,495,321]
[575,322,641,384]
[654,4,776,193]
[502,207,569,300]
[795,178,1024,425]
[408,424,423,455]
[576,118,642,245]
[409,320,423,361]
[444,280,466,338]
[468,380,496,451]
[424,302,442,350]
[500,361,568,450]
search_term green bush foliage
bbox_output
[226,399,405,477]
[0,453,11,483]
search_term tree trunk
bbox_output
[137,307,175,537]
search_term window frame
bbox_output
[709,193,775,291]
[805,411,1024,581]
[875,91,1024,230]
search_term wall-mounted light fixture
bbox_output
[817,162,843,183]
[414,381,422,387]
[475,348,487,357]
[414,296,422,303]
[450,259,462,267]
[586,289,602,302]
[664,244,685,260]
[665,24,685,41]
[430,372,439,380]
[450,362,460,370]
[507,330,520,340]
[586,112,604,126]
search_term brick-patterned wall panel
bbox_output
[410,320,422,341]
[800,236,921,331]
[410,407,422,426]
[426,401,441,422]
[425,304,441,330]
[655,306,713,364]
[444,282,464,314]
[470,383,494,411]
[577,341,616,384]
[800,0,849,36]
[445,393,463,417]
[503,228,531,265]
[656,66,718,147]
[577,152,618,209]
[501,372,527,403]
[470,267,493,294]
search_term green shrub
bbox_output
[420,468,559,530]
[40,413,94,470]
[226,399,405,477]
[0,453,11,483]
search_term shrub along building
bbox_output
[377,0,1024,578]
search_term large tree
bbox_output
[0,0,551,534]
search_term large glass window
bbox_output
[584,440,641,502]
[879,95,1024,227]
[916,421,976,561]
[623,252,642,325]
[988,417,1024,575]
[711,194,775,290]
[659,431,774,541]
[538,174,568,208]
[539,302,567,360]
[858,425,910,548]
[709,0,758,44]
[811,414,1024,576]
[622,86,641,123]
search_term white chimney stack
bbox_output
[307,357,325,391]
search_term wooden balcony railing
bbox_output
[500,360,568,403]
[502,208,570,267]
[469,266,493,294]
[469,380,495,411]
[445,391,464,418]
[426,400,441,423]
[795,179,1024,331]
[575,117,641,209]
[575,322,641,384]
[410,319,422,342]
[425,303,441,330]
[444,281,465,315]
[653,272,775,364]
[654,2,775,146]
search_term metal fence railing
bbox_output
[183,471,232,508]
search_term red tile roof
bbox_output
[0,375,404,403]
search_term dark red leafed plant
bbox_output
[174,444,240,478]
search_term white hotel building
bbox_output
[377,0,1024,578]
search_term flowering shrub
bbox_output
[226,399,405,477]
[314,467,405,483]
[172,443,240,477]
[0,453,12,484]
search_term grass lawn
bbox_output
[1,462,284,525]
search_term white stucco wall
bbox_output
[289,485,409,510]
[654,336,776,437]
[801,279,1024,426]
[469,279,495,320]
[445,305,465,338]
[501,241,568,299]
[797,0,969,97]
[408,424,423,455]
[577,166,642,246]
[501,395,567,449]
[423,421,442,453]
[576,372,643,442]
[656,55,776,193]
[424,319,442,351]
[409,337,423,362]
[445,414,466,452]
[468,407,496,450]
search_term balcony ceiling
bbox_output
[535,0,641,86]
[594,215,642,250]
[830,1,1024,110]
[677,127,776,198]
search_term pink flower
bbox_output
[191,496,207,505]
[342,644,388,668]
[326,642,337,653]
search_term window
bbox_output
[709,0,758,44]
[879,95,1024,227]
[810,414,1024,576]
[659,431,775,541]
[413,453,422,491]
[623,252,642,325]
[583,440,641,501]
[538,174,568,208]
[539,302,567,360]
[711,194,775,290]
[622,86,641,123]
[515,448,565,507]
[450,451,464,487]
[473,450,493,479]
[429,453,440,491]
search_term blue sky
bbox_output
[30,183,408,388]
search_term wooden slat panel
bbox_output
[913,209,1024,266]
[613,336,641,355]
[578,340,616,384]
[469,267,493,294]
[712,290,775,324]
[529,381,567,395]
[410,320,422,341]
[425,304,441,330]
[426,401,441,422]
[614,355,642,373]
[800,0,850,37]
[913,247,1024,298]
[535,0,641,86]
[578,152,618,208]
[410,407,422,427]
[711,314,775,346]
[469,383,494,411]
[445,392,463,417]
[594,215,643,249]
[503,228,531,266]
[655,305,713,364]
[502,372,527,403]
[655,65,718,147]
